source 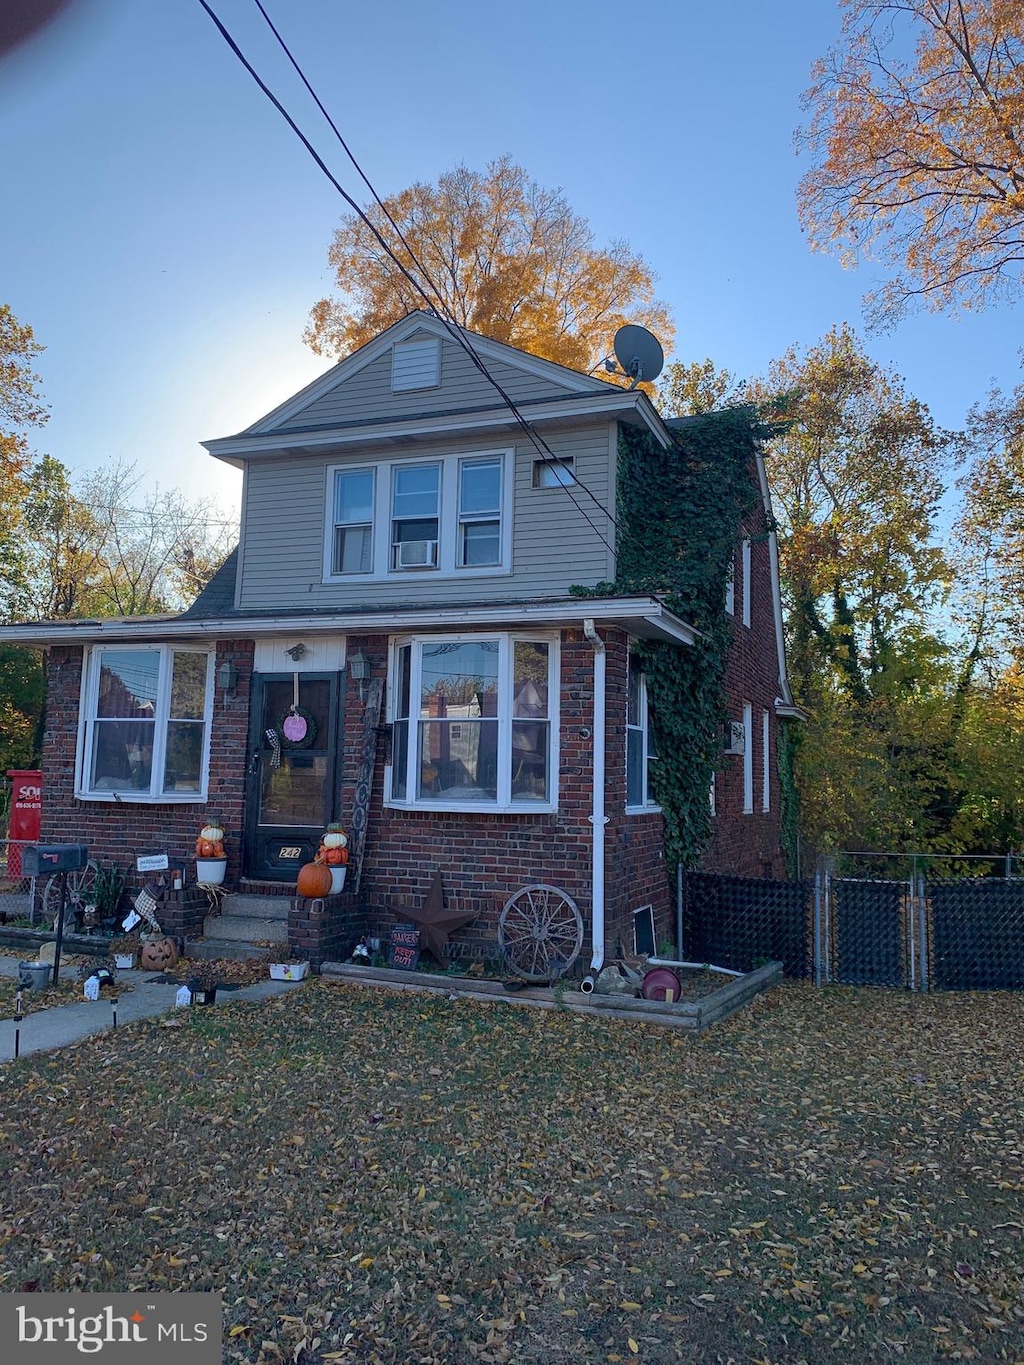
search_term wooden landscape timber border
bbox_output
[320,959,783,1033]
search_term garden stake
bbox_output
[14,988,23,1060]
[111,994,118,1029]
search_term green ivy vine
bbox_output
[573,407,780,872]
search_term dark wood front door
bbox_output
[243,672,343,881]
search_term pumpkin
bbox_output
[139,935,179,970]
[324,846,344,865]
[200,823,224,843]
[197,840,217,858]
[322,829,348,849]
[296,862,333,899]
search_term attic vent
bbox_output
[392,339,440,392]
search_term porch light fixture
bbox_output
[349,649,370,701]
[285,643,307,661]
[216,661,238,692]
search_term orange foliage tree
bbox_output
[305,156,673,373]
[797,0,1024,325]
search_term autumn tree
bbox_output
[657,358,745,416]
[305,156,673,372]
[0,304,47,615]
[798,0,1024,325]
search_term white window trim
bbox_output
[742,700,754,814]
[725,555,735,616]
[322,449,514,583]
[626,659,661,814]
[742,538,752,627]
[762,708,771,812]
[75,645,215,803]
[384,631,560,814]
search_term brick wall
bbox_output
[701,502,787,879]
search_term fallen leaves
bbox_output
[0,981,1022,1362]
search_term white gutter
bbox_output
[581,618,608,983]
[0,597,700,648]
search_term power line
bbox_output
[197,0,634,560]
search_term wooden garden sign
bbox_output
[349,676,383,895]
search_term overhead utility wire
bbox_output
[197,0,628,558]
[246,0,628,542]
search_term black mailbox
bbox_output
[22,844,90,876]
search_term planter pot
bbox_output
[195,857,227,886]
[269,962,310,981]
[113,953,136,970]
[18,960,52,992]
[329,866,347,894]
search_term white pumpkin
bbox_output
[200,823,224,843]
[322,830,348,849]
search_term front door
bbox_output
[243,672,342,881]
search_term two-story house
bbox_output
[1,312,801,973]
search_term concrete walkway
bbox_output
[0,956,302,1061]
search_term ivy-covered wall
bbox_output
[575,409,779,872]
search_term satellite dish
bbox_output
[612,325,664,389]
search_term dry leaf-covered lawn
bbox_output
[1,980,1022,1364]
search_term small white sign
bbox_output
[136,853,169,872]
[122,909,142,932]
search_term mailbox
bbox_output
[21,844,90,876]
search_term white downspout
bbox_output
[580,619,607,989]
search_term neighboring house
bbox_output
[0,312,802,970]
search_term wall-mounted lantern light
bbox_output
[285,643,307,661]
[216,661,238,693]
[349,649,370,701]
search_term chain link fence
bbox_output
[682,871,813,978]
[0,839,35,923]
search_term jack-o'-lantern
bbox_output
[139,935,179,970]
[296,862,333,899]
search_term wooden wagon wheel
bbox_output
[498,884,584,982]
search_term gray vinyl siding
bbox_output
[283,331,586,432]
[237,424,616,610]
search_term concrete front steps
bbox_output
[185,892,290,963]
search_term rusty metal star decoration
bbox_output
[397,869,476,963]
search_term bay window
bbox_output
[78,646,214,801]
[387,634,557,810]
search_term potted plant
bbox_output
[109,932,140,970]
[186,961,222,1005]
[268,959,310,981]
[194,817,227,886]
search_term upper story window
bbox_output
[332,469,375,575]
[392,464,440,569]
[725,554,735,616]
[626,654,660,811]
[77,646,213,802]
[387,633,558,812]
[533,457,575,488]
[742,538,752,627]
[391,338,440,392]
[324,449,513,582]
[458,458,502,566]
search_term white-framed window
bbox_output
[77,646,214,802]
[742,538,752,627]
[391,462,440,569]
[387,633,558,812]
[331,467,375,575]
[323,449,513,581]
[742,700,754,814]
[725,554,735,616]
[762,708,771,811]
[391,338,440,392]
[533,457,575,488]
[626,654,660,811]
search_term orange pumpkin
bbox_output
[337,847,350,865]
[139,936,179,970]
[324,847,343,865]
[198,840,216,858]
[296,862,333,899]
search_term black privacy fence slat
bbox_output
[831,879,906,987]
[927,879,1024,991]
[682,872,813,977]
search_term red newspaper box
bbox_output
[6,770,41,878]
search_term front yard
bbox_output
[0,981,1022,1363]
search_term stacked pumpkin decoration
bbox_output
[295,824,350,899]
[194,820,226,860]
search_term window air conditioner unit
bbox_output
[723,721,745,756]
[395,539,438,568]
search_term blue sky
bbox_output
[1,0,1020,521]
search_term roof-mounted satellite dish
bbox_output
[612,325,664,389]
